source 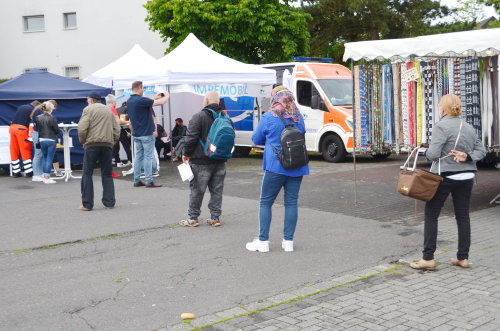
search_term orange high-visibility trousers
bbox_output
[9,124,33,175]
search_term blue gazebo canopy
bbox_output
[0,70,110,100]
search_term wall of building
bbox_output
[0,0,168,80]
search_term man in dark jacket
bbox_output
[180,91,228,227]
[77,93,120,211]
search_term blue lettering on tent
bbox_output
[194,85,208,94]
[193,85,249,96]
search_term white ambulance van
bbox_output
[226,60,355,162]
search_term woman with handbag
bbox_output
[245,86,309,253]
[410,94,486,270]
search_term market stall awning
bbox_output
[343,28,500,61]
[156,33,276,85]
[83,44,167,89]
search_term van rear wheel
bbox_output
[232,146,251,158]
[322,135,346,163]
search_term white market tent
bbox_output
[156,33,276,86]
[343,28,500,61]
[343,28,500,205]
[83,44,166,89]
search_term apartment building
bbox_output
[0,0,167,80]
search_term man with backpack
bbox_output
[180,91,235,227]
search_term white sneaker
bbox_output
[282,240,294,252]
[32,175,44,182]
[43,177,56,184]
[246,238,269,252]
[152,172,160,177]
[116,162,125,168]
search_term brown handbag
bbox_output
[397,121,463,202]
[397,153,443,201]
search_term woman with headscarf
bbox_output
[246,86,310,253]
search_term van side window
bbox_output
[297,81,319,107]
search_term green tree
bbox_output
[303,0,477,63]
[144,0,312,64]
[452,0,486,23]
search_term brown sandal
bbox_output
[410,259,436,270]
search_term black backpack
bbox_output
[271,114,309,170]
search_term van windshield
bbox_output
[317,79,353,106]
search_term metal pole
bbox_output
[351,60,358,206]
[167,85,174,161]
[161,104,165,128]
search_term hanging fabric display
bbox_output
[400,64,409,148]
[406,62,416,148]
[415,61,424,146]
[371,64,383,151]
[351,56,497,155]
[359,67,369,151]
[354,66,365,151]
[382,64,394,148]
[392,63,402,151]
[490,56,499,146]
[464,57,482,137]
[422,61,434,144]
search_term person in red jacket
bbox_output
[9,100,41,177]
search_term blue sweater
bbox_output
[252,112,310,177]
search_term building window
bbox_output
[23,15,45,32]
[24,68,48,73]
[65,66,80,80]
[63,12,77,29]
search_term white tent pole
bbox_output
[351,60,358,206]
[167,85,174,161]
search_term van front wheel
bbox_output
[322,135,346,163]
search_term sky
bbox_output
[441,0,498,19]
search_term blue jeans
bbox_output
[259,171,303,241]
[32,132,43,176]
[40,140,56,176]
[133,135,154,184]
[141,149,158,174]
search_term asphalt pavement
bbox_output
[0,154,498,330]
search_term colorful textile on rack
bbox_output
[401,64,409,148]
[415,61,423,146]
[382,64,394,147]
[360,68,369,151]
[354,66,361,148]
[354,66,368,151]
[454,59,461,97]
[460,58,467,112]
[372,64,383,151]
[436,60,443,99]
[491,56,499,146]
[447,59,454,95]
[407,62,416,148]
[392,63,402,150]
[465,57,482,137]
[422,61,434,144]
